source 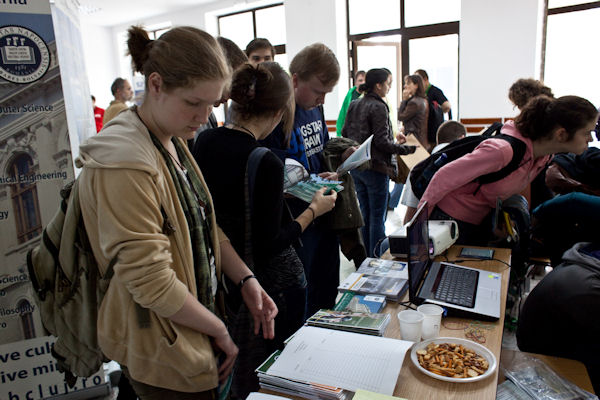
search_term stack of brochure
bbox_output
[306,309,391,336]
[338,258,409,301]
[256,350,352,400]
[256,327,412,396]
[333,292,387,313]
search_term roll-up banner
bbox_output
[0,0,105,398]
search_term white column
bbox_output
[459,0,544,119]
[284,0,349,122]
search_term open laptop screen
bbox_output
[407,203,432,303]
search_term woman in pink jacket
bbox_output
[418,95,598,245]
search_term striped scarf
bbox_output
[149,132,216,313]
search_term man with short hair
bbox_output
[91,95,104,133]
[245,38,275,67]
[261,43,341,319]
[401,120,466,224]
[102,78,133,124]
[415,69,451,145]
[336,70,366,136]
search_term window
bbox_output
[18,300,36,339]
[218,12,254,51]
[544,2,600,108]
[409,34,459,119]
[255,5,286,46]
[348,0,400,35]
[10,154,42,244]
[404,0,460,27]
[348,0,460,116]
[218,4,287,65]
[150,27,170,40]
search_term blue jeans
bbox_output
[388,182,404,209]
[351,169,390,257]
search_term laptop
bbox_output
[406,202,502,320]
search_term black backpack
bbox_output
[410,123,527,199]
[427,100,445,144]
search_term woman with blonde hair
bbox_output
[76,25,277,398]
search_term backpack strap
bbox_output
[478,134,527,185]
[243,147,271,270]
[481,122,504,138]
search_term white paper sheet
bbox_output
[267,326,412,395]
[246,392,292,400]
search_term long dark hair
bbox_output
[359,68,391,94]
[404,74,426,98]
[515,95,597,141]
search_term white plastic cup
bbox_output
[417,304,444,340]
[397,310,424,342]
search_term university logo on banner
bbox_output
[0,25,51,84]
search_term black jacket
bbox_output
[517,242,600,385]
[342,92,415,178]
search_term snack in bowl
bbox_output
[416,342,489,378]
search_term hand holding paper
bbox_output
[336,135,373,176]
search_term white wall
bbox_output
[284,0,349,121]
[81,0,549,121]
[459,0,544,118]
[80,23,118,109]
[82,0,350,122]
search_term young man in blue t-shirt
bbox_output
[261,43,341,319]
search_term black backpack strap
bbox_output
[481,122,504,138]
[243,147,271,270]
[478,134,527,184]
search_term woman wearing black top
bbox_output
[193,62,336,398]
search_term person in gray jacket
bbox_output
[517,242,600,393]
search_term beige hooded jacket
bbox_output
[77,108,226,391]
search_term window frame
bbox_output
[18,299,36,339]
[217,3,287,55]
[541,1,600,80]
[346,0,459,87]
[9,154,42,244]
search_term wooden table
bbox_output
[386,245,512,400]
[263,245,595,399]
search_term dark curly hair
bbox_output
[508,78,554,109]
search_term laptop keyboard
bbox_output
[433,265,479,308]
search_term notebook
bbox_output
[406,202,502,320]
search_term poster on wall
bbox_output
[0,1,105,398]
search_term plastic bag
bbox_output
[502,352,597,400]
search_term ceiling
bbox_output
[77,0,216,27]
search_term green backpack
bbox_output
[26,179,115,387]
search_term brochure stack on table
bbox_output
[305,309,391,336]
[333,292,387,313]
[255,327,413,399]
[338,258,409,301]
[257,350,351,400]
